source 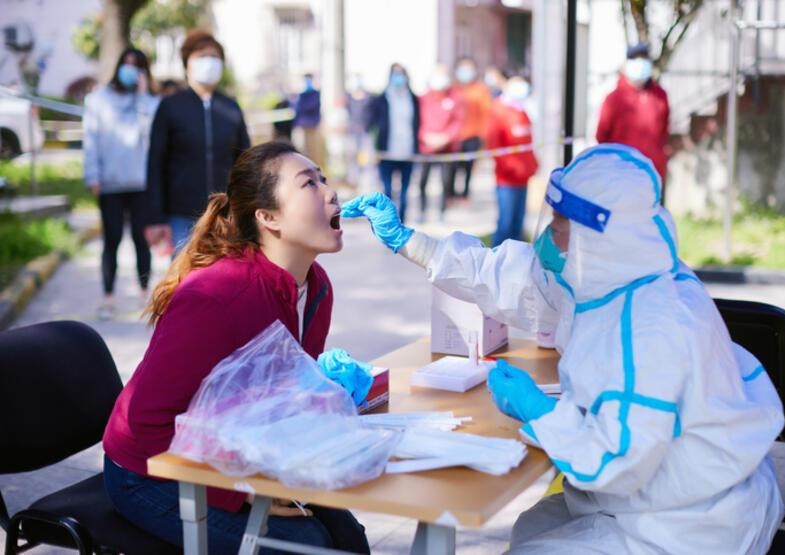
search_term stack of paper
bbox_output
[385,428,527,476]
[410,356,493,392]
[538,383,561,398]
[359,411,472,431]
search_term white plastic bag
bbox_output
[170,320,400,489]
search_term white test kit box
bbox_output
[430,286,508,356]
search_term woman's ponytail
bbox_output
[144,141,300,325]
[144,193,249,325]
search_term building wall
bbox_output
[212,0,322,97]
[344,0,439,94]
[453,3,524,72]
[212,0,441,96]
[0,0,99,97]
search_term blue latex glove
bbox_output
[340,192,414,253]
[487,359,557,422]
[317,348,374,406]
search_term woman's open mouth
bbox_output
[329,214,341,231]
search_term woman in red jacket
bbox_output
[486,76,539,247]
[102,141,370,553]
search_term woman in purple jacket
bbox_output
[103,142,369,553]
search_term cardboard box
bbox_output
[430,286,508,356]
[358,366,389,414]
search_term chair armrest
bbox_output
[6,509,94,555]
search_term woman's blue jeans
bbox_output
[103,455,370,555]
[378,160,414,223]
[492,185,528,247]
[169,215,197,257]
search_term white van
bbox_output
[0,94,45,159]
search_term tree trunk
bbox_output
[620,0,632,48]
[98,0,148,83]
[621,0,704,73]
[655,0,704,72]
[628,0,649,44]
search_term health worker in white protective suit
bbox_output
[341,143,784,554]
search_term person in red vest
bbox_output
[486,75,539,247]
[416,64,465,221]
[596,43,670,200]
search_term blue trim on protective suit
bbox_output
[547,284,682,483]
[538,146,681,482]
[564,145,662,206]
[675,273,701,284]
[554,272,574,298]
[743,365,765,382]
[575,274,661,314]
[589,391,682,438]
[653,215,679,273]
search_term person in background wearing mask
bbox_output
[294,73,323,169]
[344,74,373,190]
[486,75,538,247]
[145,29,250,255]
[366,64,420,222]
[449,57,492,202]
[83,47,160,320]
[596,43,670,201]
[483,66,507,99]
[417,64,465,222]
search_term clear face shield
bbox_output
[531,167,612,276]
[528,169,612,342]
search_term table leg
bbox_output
[410,521,456,555]
[238,496,272,555]
[178,482,208,555]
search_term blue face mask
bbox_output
[390,72,407,88]
[534,227,567,273]
[624,58,653,83]
[117,64,139,89]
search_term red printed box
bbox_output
[359,367,389,414]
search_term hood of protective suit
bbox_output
[555,144,678,303]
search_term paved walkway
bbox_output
[2,162,784,553]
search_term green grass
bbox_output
[0,159,95,210]
[675,207,785,270]
[479,208,785,270]
[0,213,80,289]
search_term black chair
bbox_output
[714,298,785,405]
[0,320,180,554]
[714,298,785,554]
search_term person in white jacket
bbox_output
[83,47,160,320]
[341,143,784,554]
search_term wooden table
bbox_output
[147,338,559,555]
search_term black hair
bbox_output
[109,47,153,93]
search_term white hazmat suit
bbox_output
[401,144,784,553]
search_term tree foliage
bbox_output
[71,14,102,61]
[621,0,705,72]
[132,0,210,38]
[72,0,211,63]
